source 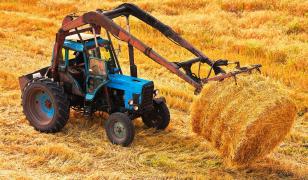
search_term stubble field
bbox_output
[0,0,307,179]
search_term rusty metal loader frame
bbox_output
[51,3,261,93]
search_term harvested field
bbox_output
[191,74,297,166]
[0,0,307,179]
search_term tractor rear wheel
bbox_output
[22,79,70,133]
[142,101,170,130]
[105,113,135,147]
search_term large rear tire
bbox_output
[22,79,70,133]
[105,113,135,147]
[142,101,170,130]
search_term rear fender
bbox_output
[59,72,85,97]
[19,66,49,91]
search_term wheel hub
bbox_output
[113,122,126,138]
[35,90,55,119]
[45,99,52,109]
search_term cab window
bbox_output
[89,48,101,59]
[89,57,107,76]
[88,48,107,77]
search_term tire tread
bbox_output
[22,78,70,133]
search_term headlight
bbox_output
[133,106,139,111]
[153,89,159,97]
[128,99,134,105]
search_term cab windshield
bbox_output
[88,48,107,77]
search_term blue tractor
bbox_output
[19,3,261,146]
[20,33,169,146]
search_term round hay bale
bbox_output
[191,74,297,166]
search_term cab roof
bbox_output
[63,33,109,52]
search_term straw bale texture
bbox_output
[191,74,297,166]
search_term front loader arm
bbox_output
[51,3,261,93]
[52,10,203,90]
[101,3,215,67]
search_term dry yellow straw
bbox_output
[191,74,297,166]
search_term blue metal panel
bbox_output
[85,78,109,101]
[63,38,108,52]
[106,74,152,109]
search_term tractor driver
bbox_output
[72,51,84,66]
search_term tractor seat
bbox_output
[68,66,82,76]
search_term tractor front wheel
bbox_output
[22,79,70,133]
[142,101,170,130]
[105,113,135,147]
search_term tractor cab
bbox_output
[63,35,109,75]
[60,33,114,99]
[59,33,156,115]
